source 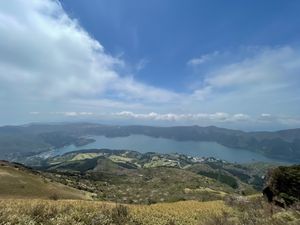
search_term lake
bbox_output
[44,134,289,164]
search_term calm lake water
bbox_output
[45,135,289,164]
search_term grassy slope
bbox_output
[0,199,227,225]
[0,197,299,225]
[130,200,227,225]
[0,162,91,200]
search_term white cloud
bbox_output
[50,111,94,117]
[29,111,40,115]
[187,51,219,66]
[198,47,300,91]
[113,111,251,123]
[188,47,300,117]
[64,112,78,117]
[29,109,300,128]
[192,86,212,100]
[112,111,300,127]
[0,0,177,104]
[232,113,251,121]
[261,113,271,117]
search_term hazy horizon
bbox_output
[1,120,299,133]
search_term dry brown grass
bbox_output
[130,200,228,225]
[0,199,227,225]
[0,164,92,200]
[0,197,299,225]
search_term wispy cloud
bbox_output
[188,46,300,116]
[187,51,219,66]
[136,58,149,71]
[204,47,297,89]
[29,112,40,115]
[113,111,250,122]
[51,112,95,117]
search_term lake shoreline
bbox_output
[49,134,292,164]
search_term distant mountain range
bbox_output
[0,123,300,162]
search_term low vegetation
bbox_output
[0,196,299,225]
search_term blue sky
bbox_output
[61,0,300,91]
[0,0,300,130]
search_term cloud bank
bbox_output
[29,111,300,130]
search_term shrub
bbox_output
[264,165,300,206]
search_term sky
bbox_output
[0,0,300,130]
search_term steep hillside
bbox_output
[0,161,92,200]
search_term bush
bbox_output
[264,165,300,206]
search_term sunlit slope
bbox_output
[0,161,91,200]
[0,199,228,225]
[130,200,227,225]
[1,198,299,225]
